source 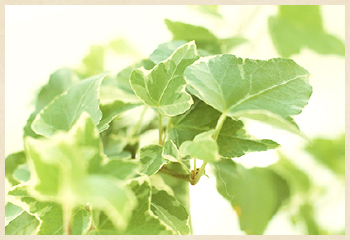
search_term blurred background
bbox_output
[5,5,345,234]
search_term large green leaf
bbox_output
[130,41,199,116]
[139,144,168,175]
[168,99,280,158]
[25,113,137,230]
[268,5,344,57]
[5,151,27,186]
[24,68,79,138]
[150,187,190,235]
[213,159,289,234]
[7,186,91,235]
[32,74,106,137]
[305,134,345,178]
[184,54,312,135]
[164,19,246,54]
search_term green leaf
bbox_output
[140,144,168,175]
[78,45,105,77]
[213,159,289,234]
[150,40,188,64]
[123,179,173,234]
[299,203,320,235]
[167,98,221,147]
[109,38,138,56]
[184,54,312,134]
[190,5,223,18]
[305,134,345,178]
[217,117,280,158]
[164,19,246,54]
[5,151,27,186]
[268,154,311,194]
[5,202,24,226]
[26,113,137,230]
[24,68,79,138]
[5,211,39,235]
[100,159,140,180]
[130,41,199,116]
[268,5,344,57]
[32,74,106,137]
[179,130,220,162]
[150,186,190,235]
[162,140,180,162]
[14,164,31,183]
[7,186,91,235]
[97,100,142,132]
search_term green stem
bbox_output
[213,112,227,140]
[158,111,163,146]
[63,202,73,235]
[158,165,190,182]
[190,113,226,185]
[131,105,147,137]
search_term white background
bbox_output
[5,5,345,234]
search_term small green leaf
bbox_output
[268,5,344,57]
[184,54,312,133]
[32,74,106,137]
[190,5,223,18]
[305,134,345,178]
[162,140,180,162]
[130,41,199,116]
[140,144,168,175]
[97,100,142,132]
[150,40,188,64]
[217,117,280,158]
[5,151,27,186]
[78,45,105,77]
[24,68,79,138]
[5,211,39,235]
[180,130,220,162]
[123,179,173,234]
[213,159,289,235]
[150,187,190,235]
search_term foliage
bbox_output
[5,5,344,235]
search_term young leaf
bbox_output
[268,5,345,57]
[150,186,190,235]
[184,54,312,135]
[130,41,199,116]
[213,159,289,235]
[179,130,220,162]
[5,151,27,186]
[150,40,188,64]
[32,74,106,137]
[26,113,137,230]
[78,45,105,78]
[139,144,168,175]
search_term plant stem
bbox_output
[190,113,227,185]
[158,165,191,182]
[131,105,147,137]
[213,112,227,140]
[158,111,163,146]
[63,202,73,235]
